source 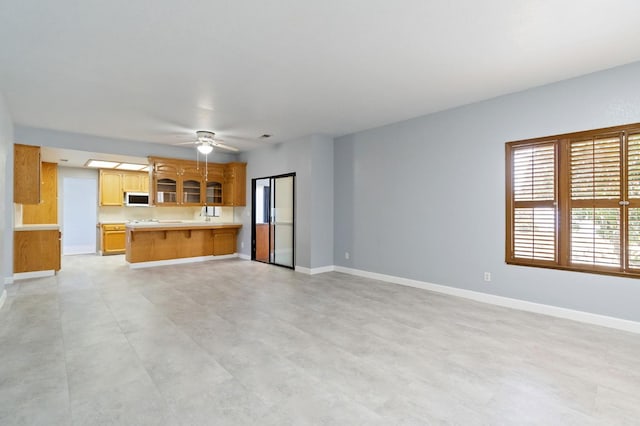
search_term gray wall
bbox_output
[309,135,334,268]
[0,93,13,284]
[14,126,238,164]
[239,134,334,269]
[334,60,640,322]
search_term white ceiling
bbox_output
[2,1,640,152]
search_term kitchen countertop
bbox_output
[126,221,241,231]
[15,224,60,231]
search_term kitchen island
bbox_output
[125,221,242,268]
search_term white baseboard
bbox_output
[238,253,251,260]
[13,270,56,280]
[295,265,335,275]
[128,254,238,269]
[0,289,6,311]
[63,245,96,255]
[333,266,640,335]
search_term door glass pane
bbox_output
[272,176,294,267]
[254,178,270,262]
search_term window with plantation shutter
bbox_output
[626,132,640,270]
[507,143,556,262]
[569,134,621,268]
[506,123,640,278]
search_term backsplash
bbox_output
[98,206,235,223]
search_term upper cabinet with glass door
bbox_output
[148,157,246,207]
[150,158,203,206]
[205,164,225,205]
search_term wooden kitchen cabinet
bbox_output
[213,229,238,255]
[99,170,123,206]
[181,173,204,205]
[14,229,61,272]
[14,144,41,204]
[223,162,247,206]
[100,223,126,254]
[100,170,150,206]
[126,224,241,263]
[122,172,150,193]
[149,157,246,207]
[149,157,204,206]
[206,181,223,204]
[205,163,225,205]
[22,162,58,224]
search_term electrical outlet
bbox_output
[241,242,244,249]
[484,272,491,282]
[345,252,350,260]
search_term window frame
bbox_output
[506,122,640,279]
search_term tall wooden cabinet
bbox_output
[14,144,41,204]
[22,162,58,224]
[223,162,247,206]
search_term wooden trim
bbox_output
[622,131,630,271]
[506,122,640,145]
[558,139,570,266]
[505,143,512,263]
[507,122,640,278]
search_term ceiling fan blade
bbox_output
[214,143,240,152]
[174,141,198,145]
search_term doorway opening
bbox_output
[251,173,295,269]
[62,177,98,255]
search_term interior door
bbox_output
[271,175,294,267]
[254,178,270,262]
[252,173,295,268]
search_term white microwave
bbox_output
[125,192,150,207]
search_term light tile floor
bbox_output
[1,255,640,425]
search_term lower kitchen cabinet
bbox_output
[101,223,126,254]
[126,224,241,263]
[14,229,61,273]
[213,229,237,255]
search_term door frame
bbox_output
[251,172,296,269]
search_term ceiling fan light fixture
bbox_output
[197,143,214,155]
[196,130,215,143]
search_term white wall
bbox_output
[0,92,13,285]
[334,60,640,322]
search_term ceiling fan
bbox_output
[176,130,240,154]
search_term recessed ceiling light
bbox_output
[115,163,147,171]
[85,159,120,169]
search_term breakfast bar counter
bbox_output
[125,221,242,266]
